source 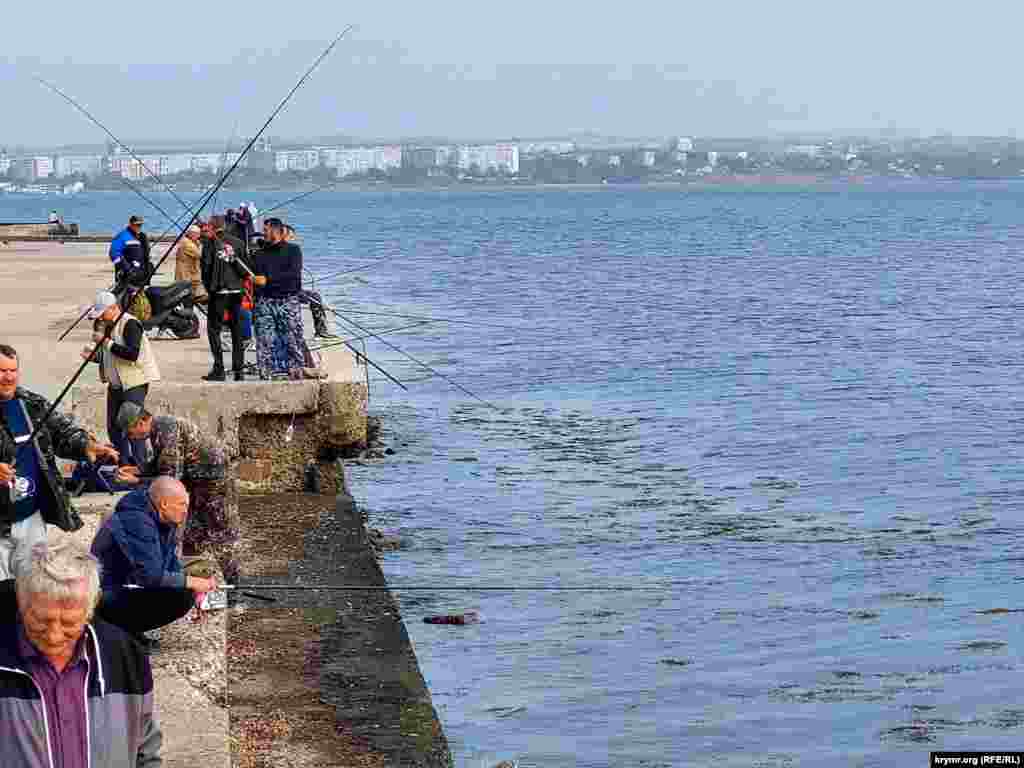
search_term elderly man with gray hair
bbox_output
[0,538,163,767]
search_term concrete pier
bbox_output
[2,238,452,766]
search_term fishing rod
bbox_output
[211,121,239,215]
[29,28,355,445]
[314,297,498,407]
[35,76,197,216]
[260,175,347,217]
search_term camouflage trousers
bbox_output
[253,296,305,379]
[181,475,240,582]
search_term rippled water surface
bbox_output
[7,182,1024,766]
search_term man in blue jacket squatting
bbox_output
[91,476,220,649]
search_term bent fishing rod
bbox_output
[29,27,355,445]
[36,76,199,217]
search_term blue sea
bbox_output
[6,181,1024,767]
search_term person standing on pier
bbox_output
[109,215,154,321]
[252,217,306,378]
[174,224,207,305]
[83,291,161,460]
[200,215,251,382]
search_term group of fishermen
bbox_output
[0,343,224,765]
[0,204,350,765]
[109,208,334,382]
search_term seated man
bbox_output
[0,538,163,767]
[91,476,218,645]
[114,402,238,580]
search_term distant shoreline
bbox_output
[4,173,1022,202]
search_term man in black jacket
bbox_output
[0,344,118,579]
[252,217,305,379]
[201,215,252,381]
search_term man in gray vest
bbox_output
[82,291,161,458]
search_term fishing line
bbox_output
[309,321,431,349]
[30,27,356,444]
[260,176,348,217]
[200,583,674,592]
[320,305,518,331]
[319,299,498,408]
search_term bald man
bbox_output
[91,477,219,648]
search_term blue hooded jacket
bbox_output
[91,487,185,596]
[109,227,140,266]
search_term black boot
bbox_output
[202,368,226,382]
[233,369,245,382]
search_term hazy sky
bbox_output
[1,0,1018,147]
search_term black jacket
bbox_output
[201,233,251,295]
[253,240,303,299]
[0,388,89,530]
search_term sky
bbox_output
[1,0,1020,148]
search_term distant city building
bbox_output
[519,140,575,155]
[785,145,824,158]
[402,147,439,170]
[456,144,519,174]
[639,150,657,167]
[325,146,402,177]
[53,154,104,178]
[0,149,10,176]
[435,146,457,167]
[608,155,622,167]
[13,156,54,181]
[191,152,243,174]
[707,151,719,167]
[275,149,321,173]
[675,137,694,152]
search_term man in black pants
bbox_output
[84,291,160,458]
[90,476,219,648]
[201,215,251,381]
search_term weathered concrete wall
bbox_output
[229,491,453,767]
[71,380,369,491]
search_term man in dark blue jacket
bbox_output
[252,217,305,378]
[91,476,218,645]
[109,215,152,288]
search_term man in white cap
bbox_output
[82,291,160,459]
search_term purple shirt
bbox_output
[17,622,90,768]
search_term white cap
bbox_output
[89,290,118,319]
